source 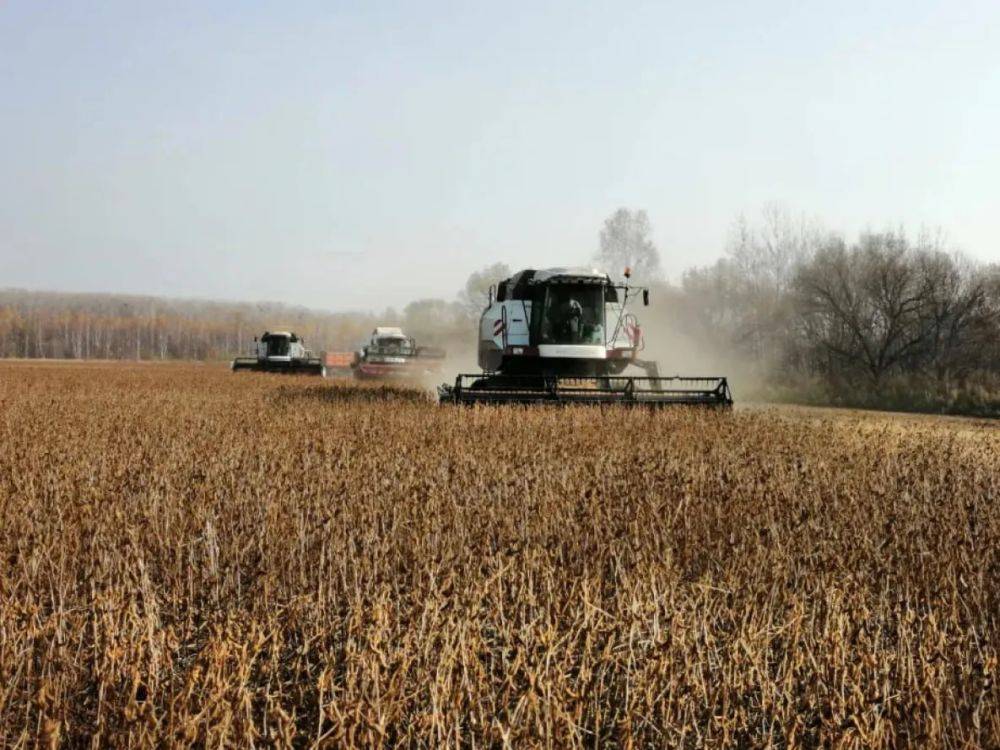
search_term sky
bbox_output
[1,1,998,312]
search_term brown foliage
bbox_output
[0,362,997,747]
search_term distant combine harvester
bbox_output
[231,331,325,376]
[352,327,447,380]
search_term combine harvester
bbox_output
[438,267,732,407]
[353,327,446,380]
[231,331,325,376]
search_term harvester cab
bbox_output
[231,331,326,376]
[439,267,732,406]
[353,327,446,380]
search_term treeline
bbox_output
[652,209,1000,415]
[0,290,386,360]
[0,281,492,361]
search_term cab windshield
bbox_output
[372,337,413,356]
[265,336,291,356]
[537,285,605,345]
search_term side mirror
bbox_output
[253,336,258,342]
[488,284,495,305]
[642,289,650,306]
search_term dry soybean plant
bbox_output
[0,362,997,747]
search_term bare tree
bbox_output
[729,204,823,295]
[913,250,992,379]
[594,208,662,281]
[793,232,938,386]
[676,205,824,371]
[457,263,510,322]
[402,298,465,345]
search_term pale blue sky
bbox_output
[2,1,998,311]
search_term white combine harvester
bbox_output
[231,331,325,376]
[438,267,732,406]
[353,327,446,380]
